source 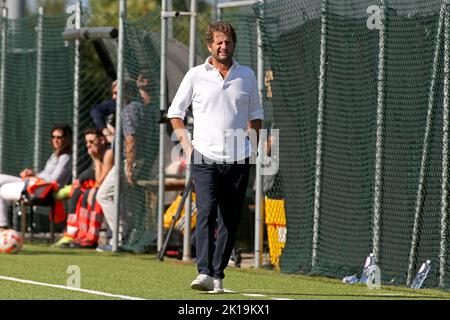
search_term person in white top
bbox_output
[0,124,73,230]
[168,21,264,294]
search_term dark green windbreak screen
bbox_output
[255,0,450,289]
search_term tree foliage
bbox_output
[87,0,159,26]
[34,0,67,15]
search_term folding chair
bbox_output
[14,199,56,243]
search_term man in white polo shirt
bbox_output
[168,22,263,294]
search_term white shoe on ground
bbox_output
[208,278,224,294]
[190,274,214,291]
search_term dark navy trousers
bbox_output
[191,149,250,279]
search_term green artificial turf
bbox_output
[0,244,449,300]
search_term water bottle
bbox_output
[360,253,377,284]
[411,260,431,289]
[343,275,359,284]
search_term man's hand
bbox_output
[170,118,193,162]
[87,146,101,160]
[87,187,97,207]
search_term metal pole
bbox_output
[439,0,450,288]
[0,8,7,173]
[168,0,173,39]
[216,2,221,21]
[255,139,264,268]
[183,0,197,262]
[311,0,328,268]
[5,0,24,20]
[158,0,168,252]
[372,0,386,261]
[72,1,82,180]
[407,0,445,286]
[113,0,126,253]
[34,7,44,172]
[217,0,259,9]
[211,0,218,22]
[254,0,265,269]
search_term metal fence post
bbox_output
[34,7,44,172]
[371,0,386,261]
[158,0,168,252]
[113,0,126,253]
[312,0,328,268]
[0,8,8,173]
[439,0,450,288]
[183,0,198,262]
[255,0,265,269]
[72,1,82,180]
[407,0,446,286]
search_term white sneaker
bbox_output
[191,274,214,291]
[208,278,224,294]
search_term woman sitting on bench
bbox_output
[0,124,73,231]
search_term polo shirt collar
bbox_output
[204,56,239,71]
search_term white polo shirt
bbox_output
[168,57,264,162]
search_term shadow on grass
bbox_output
[19,247,152,258]
[240,291,449,299]
[19,249,99,256]
[196,290,450,300]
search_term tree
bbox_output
[35,0,66,15]
[88,0,159,26]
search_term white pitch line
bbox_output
[242,293,267,297]
[368,293,409,296]
[228,289,292,300]
[0,275,146,300]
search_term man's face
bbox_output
[85,133,104,157]
[207,32,235,65]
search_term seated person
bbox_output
[0,124,73,231]
[55,128,113,248]
[52,167,95,247]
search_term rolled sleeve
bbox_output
[248,72,264,121]
[167,70,194,120]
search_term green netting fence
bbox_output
[254,0,450,289]
[119,13,161,253]
[0,12,75,232]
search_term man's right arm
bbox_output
[168,69,194,157]
[170,117,193,156]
